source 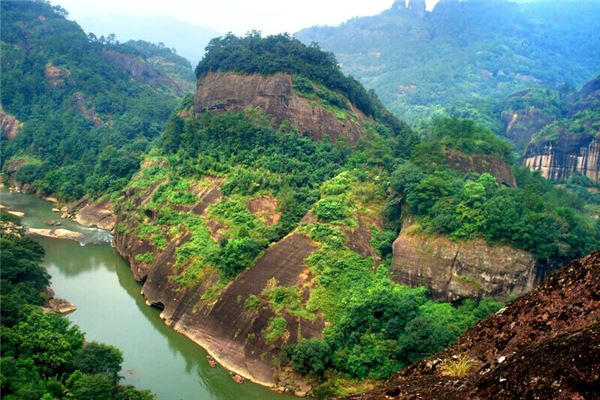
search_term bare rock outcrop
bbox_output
[44,63,70,87]
[445,150,516,187]
[524,134,600,184]
[391,225,539,301]
[73,198,116,231]
[0,107,23,139]
[194,72,366,144]
[102,50,182,94]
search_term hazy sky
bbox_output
[54,0,441,35]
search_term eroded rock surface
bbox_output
[195,72,366,144]
[391,225,539,301]
[445,150,516,187]
[73,198,116,231]
[0,107,23,139]
[524,134,600,184]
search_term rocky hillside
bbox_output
[342,250,600,400]
[522,77,600,184]
[0,1,186,200]
[391,221,539,301]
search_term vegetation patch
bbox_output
[265,317,288,343]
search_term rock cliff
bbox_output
[523,133,600,184]
[445,150,516,187]
[521,76,600,183]
[194,72,367,145]
[391,224,540,301]
[342,250,600,400]
[0,107,22,140]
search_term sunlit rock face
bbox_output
[523,135,600,184]
[391,223,540,301]
[194,72,367,145]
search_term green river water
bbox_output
[1,188,297,400]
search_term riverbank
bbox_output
[0,188,297,399]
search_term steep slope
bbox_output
[342,250,600,400]
[522,77,600,184]
[295,0,600,126]
[0,1,185,200]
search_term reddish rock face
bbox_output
[102,50,182,94]
[342,250,600,400]
[0,108,22,140]
[391,224,539,301]
[194,72,366,145]
[445,150,517,187]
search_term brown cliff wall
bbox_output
[445,150,516,187]
[391,225,539,301]
[194,72,366,144]
[523,134,600,184]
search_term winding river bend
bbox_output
[1,189,295,400]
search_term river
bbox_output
[1,189,296,400]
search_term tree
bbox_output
[73,342,124,382]
[289,339,331,377]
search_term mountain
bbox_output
[0,0,191,200]
[1,3,598,397]
[521,76,600,184]
[78,15,220,65]
[295,0,600,127]
[342,250,600,400]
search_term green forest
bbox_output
[0,1,189,200]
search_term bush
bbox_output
[288,339,331,376]
[314,198,349,223]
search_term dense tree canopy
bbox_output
[0,0,185,200]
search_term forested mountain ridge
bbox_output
[295,0,600,128]
[0,0,191,200]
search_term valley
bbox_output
[1,0,598,399]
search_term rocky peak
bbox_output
[394,0,427,16]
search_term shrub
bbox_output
[440,354,474,377]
